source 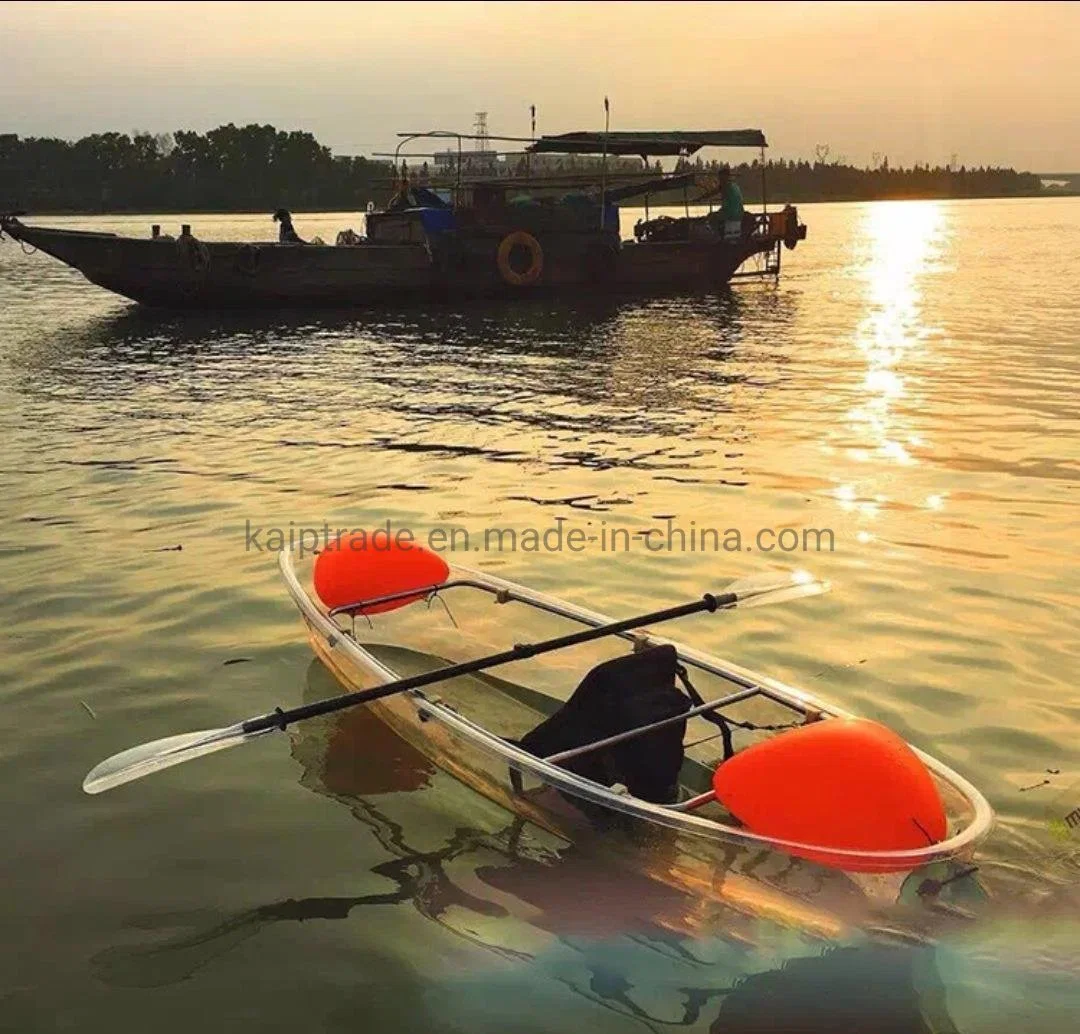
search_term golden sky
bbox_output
[1,1,1077,169]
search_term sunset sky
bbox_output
[1,1,1077,170]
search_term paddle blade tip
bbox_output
[82,724,263,795]
[721,568,830,609]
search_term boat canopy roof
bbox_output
[527,129,767,156]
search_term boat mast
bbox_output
[527,104,536,181]
[760,143,768,215]
[600,96,610,230]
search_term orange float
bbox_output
[313,530,449,614]
[712,717,947,872]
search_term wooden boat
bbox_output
[0,127,807,309]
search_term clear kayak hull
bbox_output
[280,548,993,934]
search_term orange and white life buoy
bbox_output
[496,231,543,286]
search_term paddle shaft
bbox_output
[243,592,728,734]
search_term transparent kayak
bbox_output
[280,547,994,933]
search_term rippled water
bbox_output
[1,200,1077,1031]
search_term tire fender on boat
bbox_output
[496,231,544,287]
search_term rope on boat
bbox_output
[1,215,32,250]
[675,664,805,761]
[427,591,459,629]
[915,863,980,899]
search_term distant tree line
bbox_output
[0,123,1048,213]
[668,154,1044,204]
[0,124,393,213]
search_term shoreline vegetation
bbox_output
[1,123,1072,216]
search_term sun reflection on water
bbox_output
[841,201,947,517]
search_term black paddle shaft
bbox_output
[243,592,728,734]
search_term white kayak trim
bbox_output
[279,547,994,869]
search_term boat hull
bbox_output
[2,217,780,309]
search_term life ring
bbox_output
[235,244,261,276]
[496,231,543,286]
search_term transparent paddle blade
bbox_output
[721,568,829,609]
[83,723,272,795]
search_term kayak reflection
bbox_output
[290,658,757,946]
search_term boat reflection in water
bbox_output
[9,289,801,492]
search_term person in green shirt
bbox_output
[719,168,744,240]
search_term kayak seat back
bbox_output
[519,645,690,804]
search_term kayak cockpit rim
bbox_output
[278,547,994,868]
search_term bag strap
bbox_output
[675,663,734,760]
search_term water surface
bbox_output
[1,200,1077,1031]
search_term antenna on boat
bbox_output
[601,96,610,230]
[527,104,536,180]
[761,142,768,216]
